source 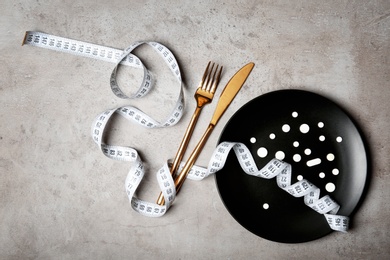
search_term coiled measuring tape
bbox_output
[23,31,348,232]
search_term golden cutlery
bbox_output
[173,62,255,196]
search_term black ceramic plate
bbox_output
[215,90,368,243]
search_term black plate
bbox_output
[215,90,368,243]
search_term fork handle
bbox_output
[156,105,203,205]
[174,123,215,194]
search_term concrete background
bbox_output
[1,0,389,259]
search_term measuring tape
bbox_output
[23,31,348,232]
[23,31,184,216]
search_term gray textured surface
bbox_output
[1,0,389,259]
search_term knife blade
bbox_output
[210,62,254,126]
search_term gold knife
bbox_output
[171,62,255,198]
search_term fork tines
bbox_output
[201,61,223,94]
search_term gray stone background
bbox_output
[1,0,389,259]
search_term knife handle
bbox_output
[174,123,215,194]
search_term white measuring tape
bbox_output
[23,31,349,232]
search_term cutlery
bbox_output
[173,62,255,196]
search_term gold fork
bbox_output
[156,61,223,205]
